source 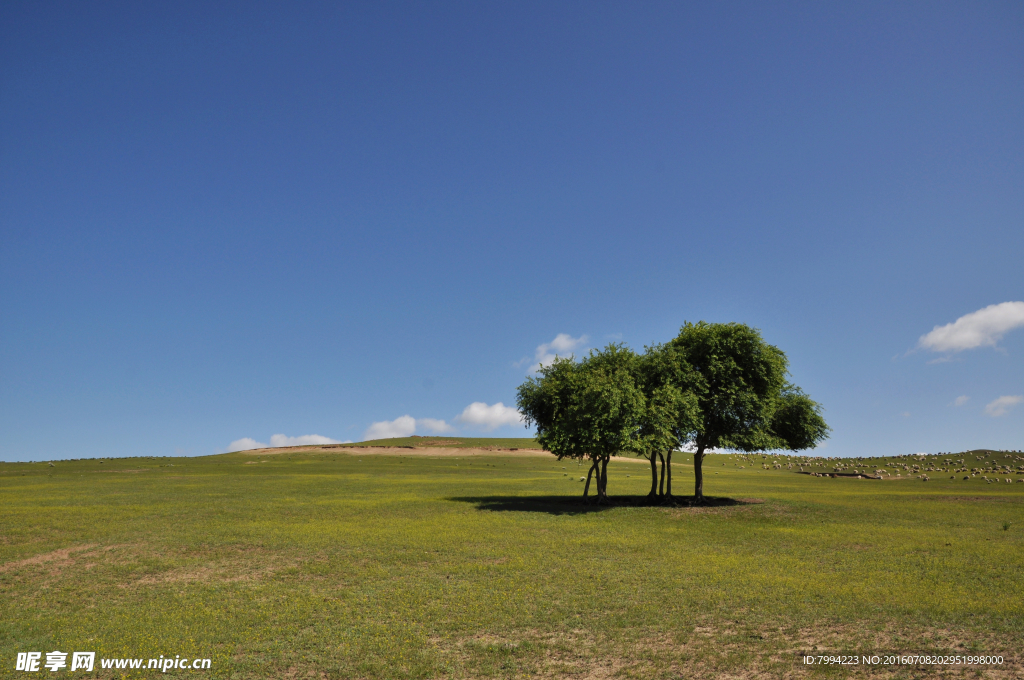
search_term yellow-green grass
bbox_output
[1,450,1021,679]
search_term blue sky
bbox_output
[1,1,1022,461]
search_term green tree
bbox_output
[665,322,829,501]
[636,345,699,498]
[517,344,645,503]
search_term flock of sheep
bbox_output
[753,450,1024,484]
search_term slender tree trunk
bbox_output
[598,456,610,502]
[665,449,674,498]
[647,454,655,497]
[658,452,666,496]
[583,459,597,501]
[694,445,705,502]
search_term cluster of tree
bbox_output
[516,322,830,503]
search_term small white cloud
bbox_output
[364,415,417,440]
[417,418,455,434]
[918,301,1024,353]
[269,434,342,447]
[984,395,1023,417]
[225,437,267,452]
[901,411,911,418]
[455,402,525,431]
[529,333,588,372]
[953,395,970,407]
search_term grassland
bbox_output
[1,447,1022,679]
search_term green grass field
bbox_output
[1,446,1022,679]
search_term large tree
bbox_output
[517,344,645,503]
[665,322,829,501]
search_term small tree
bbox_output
[666,322,829,501]
[636,345,699,498]
[517,344,645,503]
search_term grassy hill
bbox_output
[1,448,1021,678]
[344,436,543,449]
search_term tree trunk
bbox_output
[694,445,705,502]
[647,454,655,497]
[665,449,674,498]
[658,452,666,496]
[598,456,610,502]
[583,459,597,501]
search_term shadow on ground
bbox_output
[445,495,763,515]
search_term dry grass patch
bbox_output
[129,547,299,587]
[0,543,100,574]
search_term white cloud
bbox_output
[984,395,1023,417]
[417,418,455,434]
[364,415,417,440]
[455,402,525,431]
[918,301,1024,353]
[953,395,970,407]
[529,333,588,372]
[224,433,347,453]
[225,437,267,452]
[269,434,343,447]
[362,415,456,439]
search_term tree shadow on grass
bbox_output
[446,495,762,516]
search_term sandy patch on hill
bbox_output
[339,446,554,458]
[239,445,551,458]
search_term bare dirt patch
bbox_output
[508,623,1023,680]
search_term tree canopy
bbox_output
[517,344,645,502]
[665,321,830,500]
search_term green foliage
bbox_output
[517,356,587,460]
[664,321,829,498]
[667,321,787,451]
[517,344,647,500]
[761,385,830,451]
[636,346,699,460]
